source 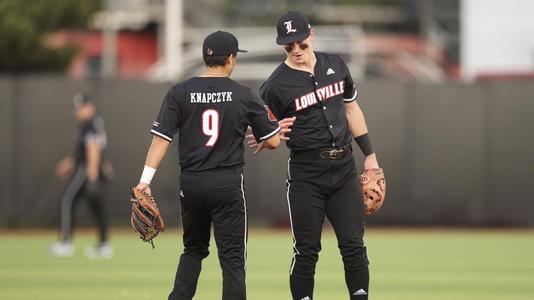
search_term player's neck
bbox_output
[201,66,231,77]
[285,51,316,74]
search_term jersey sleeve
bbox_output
[247,92,281,143]
[259,81,285,119]
[83,117,107,147]
[150,87,181,142]
[338,56,358,102]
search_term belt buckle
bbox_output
[320,148,344,160]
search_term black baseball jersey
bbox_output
[151,77,280,172]
[75,116,107,164]
[259,52,357,151]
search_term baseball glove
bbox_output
[130,187,165,248]
[359,168,386,216]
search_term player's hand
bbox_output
[245,116,295,155]
[363,153,379,170]
[278,116,296,141]
[246,134,265,155]
[55,156,74,180]
[136,182,152,197]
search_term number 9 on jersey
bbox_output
[202,109,219,147]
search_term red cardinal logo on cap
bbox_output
[207,48,213,55]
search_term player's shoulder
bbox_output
[227,78,253,94]
[163,80,191,104]
[264,63,289,86]
[316,51,346,67]
[168,81,187,95]
[182,76,249,93]
[232,81,260,107]
[82,115,104,133]
[260,63,288,93]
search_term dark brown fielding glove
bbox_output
[359,168,386,216]
[130,187,165,248]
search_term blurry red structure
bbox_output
[47,30,158,79]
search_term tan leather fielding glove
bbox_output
[130,187,165,248]
[359,168,386,216]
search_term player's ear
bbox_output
[228,53,236,66]
[309,29,315,42]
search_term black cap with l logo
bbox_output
[203,31,248,56]
[276,11,311,45]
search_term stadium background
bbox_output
[1,0,533,299]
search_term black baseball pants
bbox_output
[286,149,369,300]
[168,166,247,300]
[59,165,108,244]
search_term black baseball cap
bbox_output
[203,31,247,56]
[276,11,311,45]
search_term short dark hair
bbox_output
[203,53,236,67]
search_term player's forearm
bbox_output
[145,136,170,169]
[344,101,368,137]
[139,136,170,185]
[85,142,102,182]
[263,134,281,149]
[344,101,378,167]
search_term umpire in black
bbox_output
[249,12,381,300]
[134,31,283,300]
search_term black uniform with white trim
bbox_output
[260,51,369,300]
[151,76,279,300]
[152,77,279,171]
[59,116,108,244]
[261,52,357,151]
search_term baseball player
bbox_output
[249,11,381,300]
[134,31,282,300]
[50,94,112,259]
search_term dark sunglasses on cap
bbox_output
[284,41,309,52]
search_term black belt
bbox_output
[291,144,352,160]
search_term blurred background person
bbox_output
[49,93,112,259]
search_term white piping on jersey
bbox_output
[286,157,300,275]
[260,125,281,141]
[178,189,185,232]
[240,174,248,298]
[343,87,358,102]
[60,165,87,242]
[150,129,172,142]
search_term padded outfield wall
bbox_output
[0,76,533,227]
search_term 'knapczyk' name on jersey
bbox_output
[295,80,344,111]
[190,92,233,103]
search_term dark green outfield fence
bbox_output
[1,76,533,227]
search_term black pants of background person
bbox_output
[286,147,370,300]
[59,165,108,244]
[168,166,247,300]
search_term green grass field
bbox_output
[1,228,533,300]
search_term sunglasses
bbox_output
[284,42,309,52]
